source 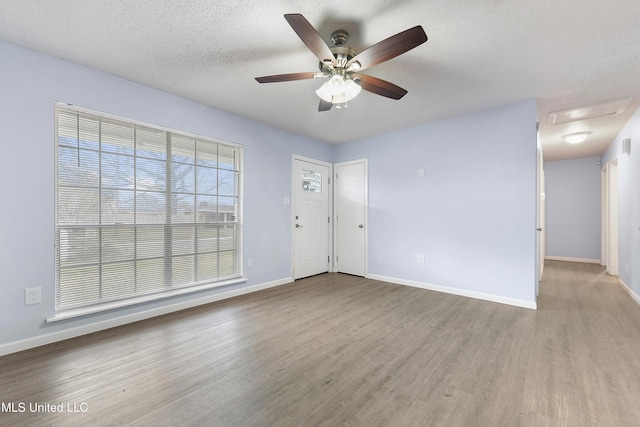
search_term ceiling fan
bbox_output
[255,14,428,111]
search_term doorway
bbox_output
[334,159,368,277]
[292,156,331,279]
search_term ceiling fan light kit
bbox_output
[255,13,427,112]
[316,75,362,104]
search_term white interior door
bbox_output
[293,158,330,279]
[335,159,367,276]
[536,136,545,292]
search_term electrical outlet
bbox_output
[25,287,41,305]
[418,254,425,264]
[247,258,254,267]
[418,168,425,177]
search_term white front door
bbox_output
[293,158,330,279]
[335,159,367,276]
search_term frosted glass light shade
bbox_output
[316,75,361,104]
[563,132,592,144]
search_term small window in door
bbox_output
[302,170,322,192]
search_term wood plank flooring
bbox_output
[1,260,640,426]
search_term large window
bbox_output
[55,105,242,313]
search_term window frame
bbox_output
[52,103,244,321]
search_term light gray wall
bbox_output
[544,157,601,260]
[601,106,640,298]
[334,100,538,304]
[0,40,332,347]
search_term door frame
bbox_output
[536,130,545,294]
[603,159,619,276]
[291,155,333,278]
[601,166,607,266]
[333,158,369,277]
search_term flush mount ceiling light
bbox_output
[563,131,592,144]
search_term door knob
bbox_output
[358,224,364,229]
[296,224,303,228]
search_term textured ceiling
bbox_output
[1,0,639,161]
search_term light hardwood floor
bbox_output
[1,261,640,426]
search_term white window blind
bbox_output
[55,106,242,311]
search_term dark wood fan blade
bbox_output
[284,14,335,64]
[255,72,318,83]
[354,74,408,100]
[347,26,427,71]
[318,99,333,112]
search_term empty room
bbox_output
[1,1,640,426]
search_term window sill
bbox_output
[47,277,248,323]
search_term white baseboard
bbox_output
[618,278,640,307]
[0,277,293,357]
[366,274,537,310]
[545,256,601,264]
